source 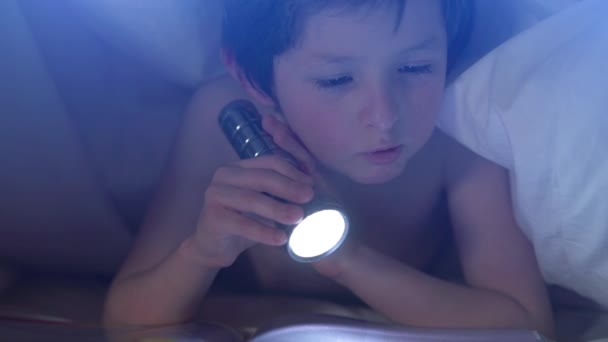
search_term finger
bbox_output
[209,206,288,246]
[206,183,305,225]
[236,155,313,185]
[214,162,314,204]
[262,115,316,175]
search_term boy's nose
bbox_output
[361,86,399,131]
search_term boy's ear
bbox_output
[220,48,275,107]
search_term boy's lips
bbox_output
[361,145,404,165]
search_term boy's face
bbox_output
[273,0,448,184]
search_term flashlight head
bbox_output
[287,201,349,263]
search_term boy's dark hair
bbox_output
[222,0,474,97]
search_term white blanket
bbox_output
[439,0,608,308]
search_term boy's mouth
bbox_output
[362,145,404,165]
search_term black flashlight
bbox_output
[218,99,349,262]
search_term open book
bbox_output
[0,313,547,341]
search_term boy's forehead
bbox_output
[293,0,444,55]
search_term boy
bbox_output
[104,0,553,337]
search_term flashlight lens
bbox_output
[288,209,346,259]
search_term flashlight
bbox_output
[218,99,349,262]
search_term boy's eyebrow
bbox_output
[309,54,356,65]
[309,36,440,64]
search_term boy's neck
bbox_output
[318,163,404,201]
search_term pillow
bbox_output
[65,0,225,88]
[439,0,608,308]
[449,0,582,79]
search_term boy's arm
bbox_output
[444,136,554,335]
[318,138,554,338]
[104,76,244,327]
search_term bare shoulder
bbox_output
[175,74,252,176]
[436,129,515,240]
[189,73,248,122]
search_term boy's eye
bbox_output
[315,75,353,89]
[398,64,433,74]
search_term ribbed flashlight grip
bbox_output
[218,99,298,165]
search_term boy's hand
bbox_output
[311,239,361,283]
[187,155,315,269]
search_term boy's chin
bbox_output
[348,166,404,185]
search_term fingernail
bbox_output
[300,187,314,203]
[275,231,288,245]
[289,206,305,223]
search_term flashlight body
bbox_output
[218,99,300,219]
[218,99,298,167]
